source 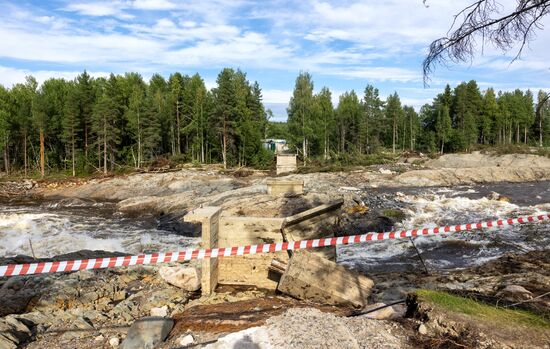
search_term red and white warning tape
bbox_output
[1,214,549,278]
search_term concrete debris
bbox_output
[273,251,373,308]
[150,305,169,317]
[158,265,201,292]
[109,337,120,347]
[120,316,174,349]
[417,323,428,335]
[177,333,195,347]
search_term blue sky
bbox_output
[1,0,550,121]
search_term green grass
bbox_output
[416,289,550,330]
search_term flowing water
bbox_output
[1,182,549,273]
[339,181,550,273]
[0,198,197,258]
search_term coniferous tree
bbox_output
[76,71,94,161]
[362,85,384,153]
[0,86,10,174]
[481,88,498,145]
[63,82,81,176]
[213,68,237,169]
[435,105,452,154]
[335,91,362,154]
[385,92,403,153]
[315,87,334,159]
[287,72,315,165]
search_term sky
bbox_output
[1,0,550,121]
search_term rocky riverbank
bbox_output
[2,152,550,348]
[1,250,548,348]
[27,153,550,218]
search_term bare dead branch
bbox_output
[424,0,550,85]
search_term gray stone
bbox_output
[497,284,532,301]
[121,317,174,349]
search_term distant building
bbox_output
[262,139,289,154]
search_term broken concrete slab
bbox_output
[158,265,201,292]
[274,251,373,308]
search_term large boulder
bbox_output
[121,317,174,349]
[158,266,201,292]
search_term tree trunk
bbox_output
[392,115,397,153]
[3,136,8,175]
[23,131,27,177]
[222,119,227,169]
[84,124,88,159]
[40,128,45,178]
[103,116,107,174]
[324,117,328,160]
[409,114,413,151]
[303,137,307,166]
[98,138,101,171]
[176,101,181,154]
[137,111,141,169]
[366,114,369,154]
[71,130,75,177]
[539,113,542,148]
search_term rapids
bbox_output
[339,181,550,272]
[0,181,548,273]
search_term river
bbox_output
[1,181,549,273]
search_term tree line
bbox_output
[285,72,550,163]
[1,70,549,177]
[0,69,270,177]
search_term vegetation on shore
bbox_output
[416,289,550,330]
[0,70,549,178]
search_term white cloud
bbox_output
[0,66,109,87]
[132,0,177,10]
[321,67,421,83]
[262,89,292,104]
[64,0,177,17]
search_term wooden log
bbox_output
[276,251,374,308]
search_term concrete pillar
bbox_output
[184,206,222,295]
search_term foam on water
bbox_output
[0,205,197,258]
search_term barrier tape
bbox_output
[1,214,549,278]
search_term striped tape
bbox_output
[1,214,549,278]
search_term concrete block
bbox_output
[266,179,304,196]
[276,154,297,175]
[184,207,221,295]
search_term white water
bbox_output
[1,183,549,270]
[339,185,550,272]
[0,204,197,258]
